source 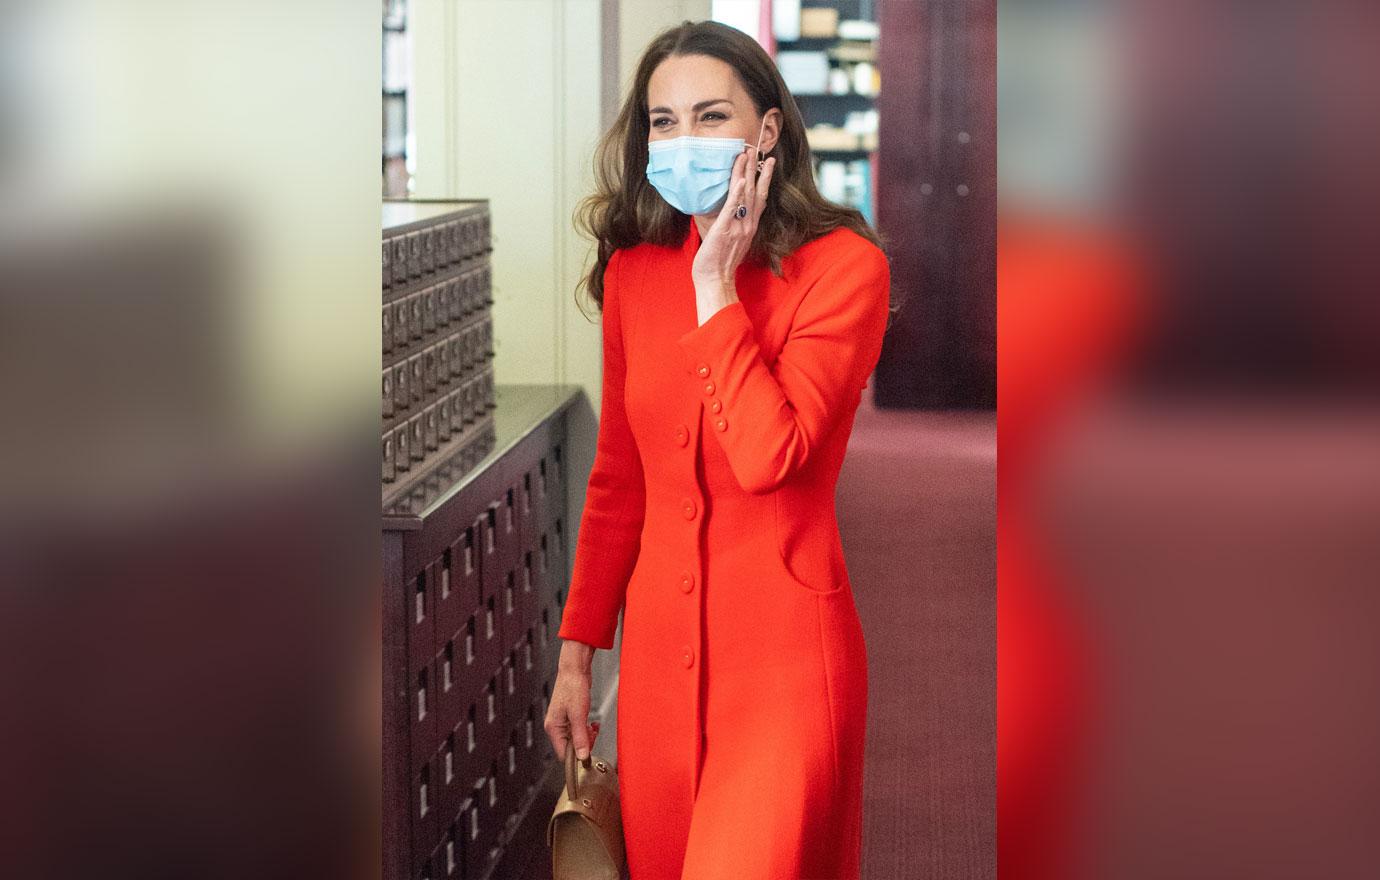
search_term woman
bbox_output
[545,20,893,880]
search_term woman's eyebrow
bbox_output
[648,98,732,115]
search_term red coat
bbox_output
[558,217,891,879]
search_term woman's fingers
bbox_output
[711,151,748,229]
[710,158,750,236]
[699,144,768,265]
[569,714,593,760]
[729,151,750,218]
[754,156,776,216]
[742,144,758,214]
[547,707,593,759]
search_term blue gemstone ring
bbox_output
[734,204,748,220]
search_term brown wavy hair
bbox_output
[574,19,889,314]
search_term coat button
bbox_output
[679,570,695,593]
[681,645,695,668]
[673,424,689,446]
[709,398,722,414]
[696,363,711,378]
[714,417,728,432]
[702,381,716,396]
[680,497,697,520]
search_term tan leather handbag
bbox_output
[547,737,626,880]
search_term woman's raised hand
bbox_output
[691,146,777,296]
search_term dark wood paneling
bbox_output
[875,0,996,408]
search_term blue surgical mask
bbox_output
[645,117,769,216]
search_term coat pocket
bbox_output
[773,489,846,595]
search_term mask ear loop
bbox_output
[750,115,769,172]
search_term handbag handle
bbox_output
[563,720,602,801]
[564,738,590,802]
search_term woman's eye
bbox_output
[703,112,725,121]
[651,118,671,127]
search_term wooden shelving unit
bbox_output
[769,0,879,222]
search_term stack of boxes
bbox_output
[383,200,497,512]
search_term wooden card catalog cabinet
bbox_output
[383,383,581,880]
[383,199,498,512]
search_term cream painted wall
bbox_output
[410,0,598,390]
[620,0,712,102]
[409,0,710,397]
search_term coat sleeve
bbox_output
[676,238,890,495]
[557,248,646,650]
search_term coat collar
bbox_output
[682,215,701,256]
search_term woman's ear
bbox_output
[767,108,784,155]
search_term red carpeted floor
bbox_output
[841,386,996,879]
